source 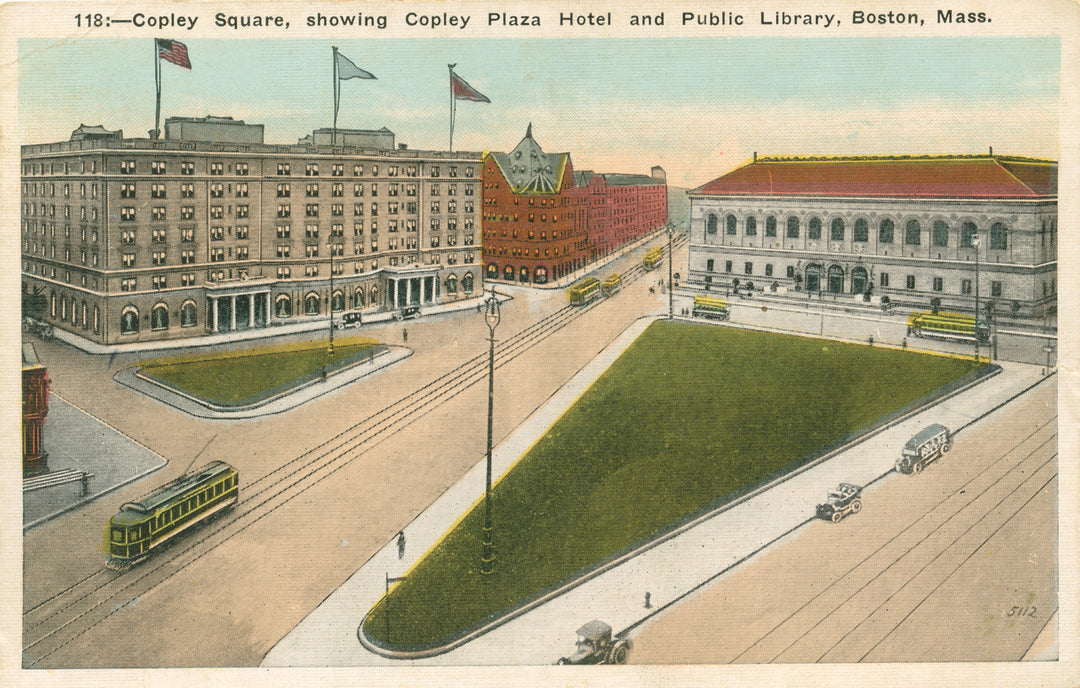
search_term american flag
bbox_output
[156,39,191,69]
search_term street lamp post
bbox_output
[481,289,501,575]
[972,233,980,363]
[666,222,674,319]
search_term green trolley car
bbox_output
[568,277,601,306]
[104,461,239,569]
[907,311,989,343]
[642,247,663,271]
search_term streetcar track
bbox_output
[731,416,1056,662]
[23,239,681,663]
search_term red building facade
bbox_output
[22,343,50,474]
[482,126,667,285]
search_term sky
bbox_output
[18,37,1060,187]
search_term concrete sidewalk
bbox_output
[262,316,1051,667]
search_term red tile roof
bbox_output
[695,156,1056,198]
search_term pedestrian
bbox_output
[402,327,408,344]
[397,530,406,559]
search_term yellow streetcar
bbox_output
[692,295,730,321]
[601,273,622,296]
[907,311,989,343]
[642,247,663,271]
[567,277,601,306]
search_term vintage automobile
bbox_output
[336,311,363,329]
[393,305,421,321]
[555,620,631,665]
[816,482,863,523]
[896,423,952,474]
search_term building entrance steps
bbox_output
[262,315,1051,666]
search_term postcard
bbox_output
[4,0,1077,686]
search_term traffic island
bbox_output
[357,320,995,656]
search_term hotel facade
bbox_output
[687,155,1057,318]
[21,117,484,345]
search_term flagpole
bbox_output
[449,64,456,152]
[153,40,162,139]
[332,46,339,146]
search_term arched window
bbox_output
[830,218,845,241]
[854,218,869,243]
[905,219,921,245]
[827,265,844,293]
[808,217,822,240]
[745,216,757,236]
[275,294,292,318]
[304,292,320,315]
[446,274,458,294]
[530,268,544,285]
[180,300,197,327]
[706,214,718,235]
[463,272,476,291]
[932,221,949,247]
[120,306,139,335]
[503,265,515,281]
[726,214,737,235]
[765,216,777,237]
[805,264,821,292]
[331,289,345,312]
[353,288,365,309]
[486,263,498,279]
[990,222,1008,250]
[519,266,530,282]
[961,222,978,248]
[370,285,380,305]
[786,216,800,238]
[851,267,869,294]
[879,218,895,243]
[150,303,169,331]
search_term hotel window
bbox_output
[152,228,167,243]
[277,267,291,279]
[236,205,249,218]
[152,275,167,290]
[332,163,344,177]
[991,281,1003,297]
[465,166,475,178]
[235,162,249,175]
[465,185,474,196]
[210,248,225,262]
[181,249,195,264]
[151,161,166,175]
[305,224,319,238]
[745,216,756,236]
[151,184,166,199]
[152,207,166,221]
[236,246,248,260]
[181,183,195,198]
[121,278,136,291]
[464,201,474,213]
[406,183,417,197]
[306,204,319,217]
[331,223,343,237]
[388,165,398,177]
[121,207,136,221]
[305,163,319,176]
[354,164,364,176]
[431,184,440,196]
[990,223,1008,250]
[932,221,949,247]
[277,224,291,238]
[354,222,364,235]
[122,253,136,267]
[786,216,799,238]
[905,220,921,245]
[120,183,136,199]
[181,161,195,175]
[370,183,378,197]
[353,183,365,197]
[831,218,845,241]
[726,214,737,235]
[961,222,978,248]
[306,183,319,197]
[354,203,364,216]
[306,246,319,260]
[332,182,344,197]
[370,203,378,216]
[210,162,223,175]
[879,219,894,243]
[278,183,291,197]
[808,217,821,240]
[277,245,291,258]
[210,226,225,240]
[854,218,868,242]
[152,250,166,265]
[235,226,249,239]
[430,166,440,178]
[210,206,224,219]
[332,204,344,216]
[181,228,194,242]
[210,183,224,198]
[236,183,249,198]
[277,162,291,175]
[181,273,195,286]
[448,199,457,213]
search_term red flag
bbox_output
[450,68,490,103]
[157,39,191,69]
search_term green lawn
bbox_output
[365,321,986,650]
[140,338,380,405]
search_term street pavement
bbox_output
[263,314,1052,666]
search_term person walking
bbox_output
[397,531,406,559]
[402,328,408,344]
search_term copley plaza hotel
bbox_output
[21,116,486,345]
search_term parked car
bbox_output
[816,483,863,523]
[896,424,952,474]
[556,620,631,665]
[336,312,363,329]
[393,305,421,321]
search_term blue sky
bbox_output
[19,37,1060,186]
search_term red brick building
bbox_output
[482,126,667,285]
[22,343,49,474]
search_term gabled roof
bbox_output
[487,124,571,195]
[694,155,1057,199]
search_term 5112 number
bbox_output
[75,14,107,27]
[1005,605,1036,618]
